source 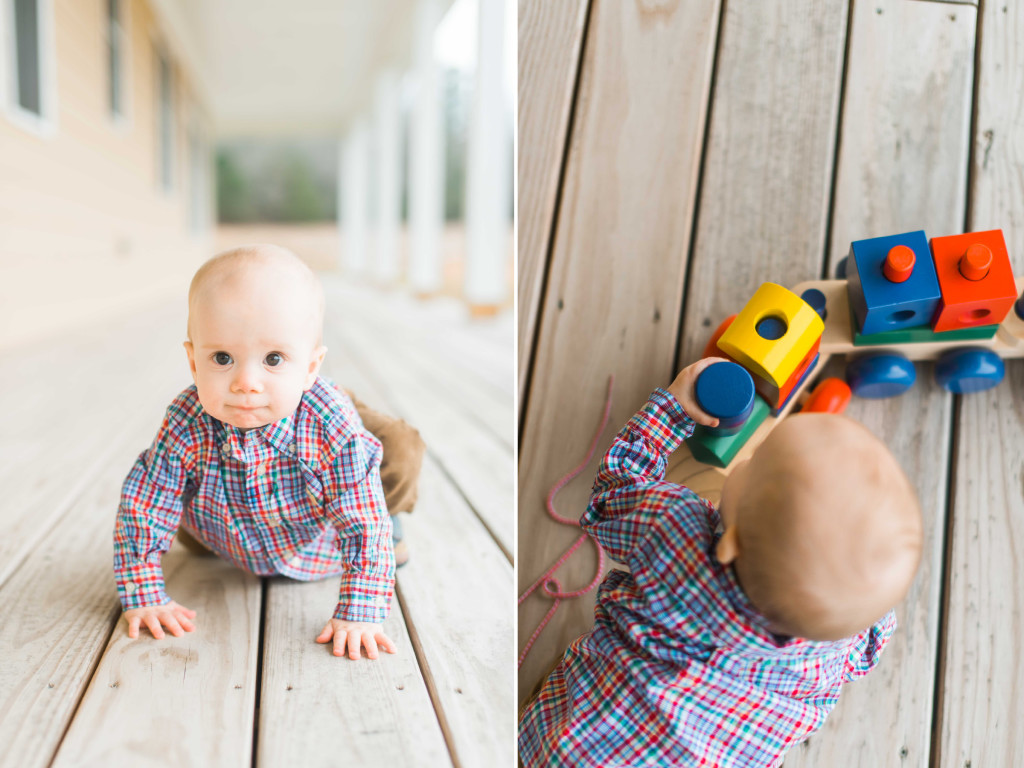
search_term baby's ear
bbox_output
[305,345,327,389]
[716,524,740,565]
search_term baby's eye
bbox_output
[213,352,232,366]
[265,352,283,367]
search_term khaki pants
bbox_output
[177,390,425,555]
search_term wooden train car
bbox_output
[685,229,1024,473]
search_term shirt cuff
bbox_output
[624,388,697,454]
[333,573,395,623]
[114,558,169,610]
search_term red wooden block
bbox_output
[703,314,738,360]
[930,230,1017,332]
[801,377,852,414]
[753,336,821,409]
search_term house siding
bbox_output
[0,0,211,349]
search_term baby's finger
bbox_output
[316,623,333,644]
[332,630,347,657]
[347,630,361,660]
[160,613,185,638]
[363,632,379,660]
[143,614,165,639]
[127,616,140,639]
[176,616,196,632]
[375,632,397,654]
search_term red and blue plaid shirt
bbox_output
[519,389,895,767]
[113,377,394,623]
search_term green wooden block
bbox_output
[853,321,999,346]
[685,397,771,469]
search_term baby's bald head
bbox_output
[187,244,325,345]
[720,413,923,641]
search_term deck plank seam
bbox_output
[251,578,268,768]
[928,395,963,768]
[393,581,462,768]
[44,604,122,768]
[672,0,728,374]
[518,0,596,439]
[336,331,512,561]
[820,0,855,279]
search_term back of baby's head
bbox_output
[733,413,923,641]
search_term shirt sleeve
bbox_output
[843,610,897,682]
[322,431,395,623]
[112,412,189,610]
[579,388,697,563]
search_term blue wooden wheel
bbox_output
[934,348,1005,394]
[845,353,916,398]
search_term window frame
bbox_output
[1,0,59,137]
[106,0,132,129]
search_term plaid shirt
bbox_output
[113,377,394,623]
[519,389,895,767]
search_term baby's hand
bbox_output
[666,358,728,428]
[316,619,397,660]
[123,600,197,639]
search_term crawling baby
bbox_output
[519,357,923,766]
[113,244,422,660]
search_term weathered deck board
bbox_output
[517,0,722,698]
[328,298,513,557]
[783,3,975,766]
[0,431,148,768]
[52,544,262,768]
[322,334,514,767]
[677,0,847,365]
[0,305,188,591]
[258,577,452,767]
[937,0,1024,763]
[516,0,591,400]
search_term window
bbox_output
[3,0,57,134]
[107,0,127,119]
[157,49,173,190]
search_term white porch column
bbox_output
[464,0,509,312]
[408,0,444,295]
[340,116,370,275]
[374,69,402,285]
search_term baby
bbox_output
[519,358,923,766]
[113,244,422,660]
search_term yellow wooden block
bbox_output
[716,282,825,387]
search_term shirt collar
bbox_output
[209,409,300,459]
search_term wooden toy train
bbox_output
[687,228,1024,470]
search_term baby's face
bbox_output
[184,271,325,430]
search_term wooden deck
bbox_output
[518,1,1023,765]
[0,276,513,767]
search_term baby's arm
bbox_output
[321,431,397,659]
[113,412,197,638]
[580,359,724,562]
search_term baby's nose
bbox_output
[231,365,264,392]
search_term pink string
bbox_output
[518,376,614,669]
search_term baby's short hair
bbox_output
[732,414,923,641]
[187,243,325,344]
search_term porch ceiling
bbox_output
[152,0,454,137]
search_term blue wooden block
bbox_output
[694,361,755,435]
[846,230,942,335]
